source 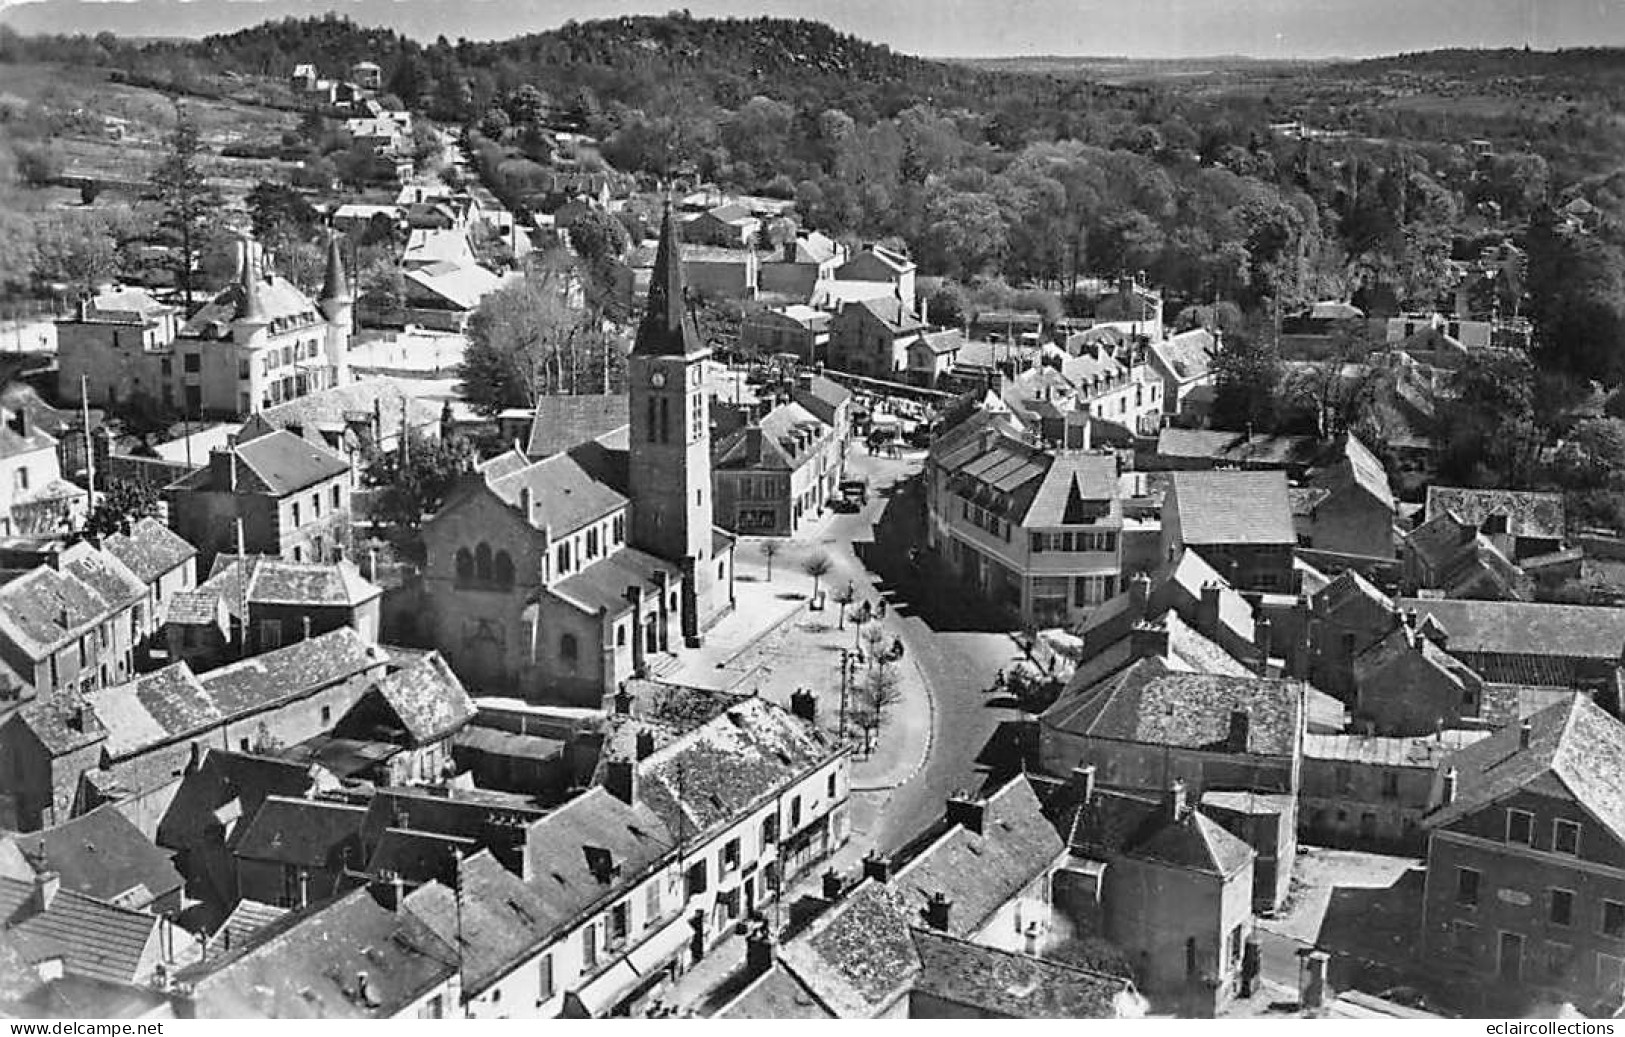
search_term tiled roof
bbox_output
[256,378,441,451]
[1311,433,1393,510]
[367,653,474,746]
[1064,612,1252,697]
[1353,622,1483,698]
[1314,569,1394,621]
[13,695,107,756]
[524,395,628,459]
[173,430,349,497]
[909,929,1136,1018]
[1399,597,1625,662]
[714,403,830,473]
[782,881,918,1018]
[363,828,475,886]
[717,962,836,1019]
[13,804,182,907]
[1426,486,1565,540]
[636,697,837,844]
[1168,469,1295,545]
[8,888,161,985]
[156,748,321,851]
[211,900,288,960]
[232,796,366,868]
[890,778,1064,938]
[485,449,627,538]
[1043,657,1304,758]
[59,543,145,613]
[845,297,925,335]
[103,519,197,585]
[183,886,458,1018]
[208,556,381,608]
[1426,695,1625,846]
[521,787,675,935]
[1147,328,1218,383]
[181,273,323,337]
[165,589,224,627]
[401,850,554,997]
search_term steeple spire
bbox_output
[320,234,351,304]
[633,205,705,358]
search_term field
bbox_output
[0,62,301,189]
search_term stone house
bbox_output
[1162,470,1296,593]
[711,402,843,537]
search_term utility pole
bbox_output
[838,649,851,741]
[80,375,95,517]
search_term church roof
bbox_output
[633,207,707,358]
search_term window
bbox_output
[1455,867,1480,907]
[560,633,579,671]
[828,772,837,798]
[609,901,629,946]
[645,879,662,921]
[1550,889,1574,927]
[312,493,321,518]
[586,527,600,559]
[320,705,331,724]
[1554,819,1581,856]
[455,548,473,582]
[613,515,625,543]
[1547,941,1575,980]
[686,859,707,897]
[12,468,26,493]
[475,543,493,582]
[1506,809,1534,846]
[616,624,627,647]
[493,551,515,588]
[760,814,778,847]
[790,796,802,830]
[1603,900,1625,938]
[183,353,200,373]
[417,995,443,1020]
[1381,771,1400,800]
[722,838,741,873]
[261,620,282,649]
[1599,954,1625,994]
[581,924,598,969]
[332,486,341,509]
[292,502,302,527]
[537,954,554,1002]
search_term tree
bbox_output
[363,431,477,553]
[832,581,856,629]
[853,658,902,753]
[357,256,405,326]
[477,107,511,140]
[760,539,781,581]
[1209,333,1284,433]
[32,213,118,292]
[83,480,159,541]
[247,180,319,241]
[801,552,832,602]
[150,108,221,309]
[460,253,596,413]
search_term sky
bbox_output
[4,0,1625,57]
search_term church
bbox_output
[421,209,736,707]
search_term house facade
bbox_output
[712,402,843,537]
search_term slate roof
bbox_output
[1043,657,1304,758]
[402,850,554,997]
[7,889,161,986]
[404,261,502,310]
[524,394,629,459]
[367,653,474,746]
[156,748,321,851]
[714,403,831,473]
[1062,787,1254,877]
[165,589,225,627]
[889,778,1064,938]
[0,565,112,660]
[1425,694,1625,846]
[256,378,441,450]
[1310,433,1394,510]
[12,805,182,908]
[183,886,458,1018]
[1023,453,1119,528]
[172,430,349,497]
[102,518,197,585]
[212,900,288,960]
[180,272,323,338]
[1155,429,1320,469]
[232,796,367,869]
[636,696,837,844]
[1353,622,1483,697]
[521,787,676,936]
[550,545,676,617]
[1426,486,1565,540]
[486,449,627,538]
[635,208,707,358]
[59,543,145,612]
[1398,598,1625,662]
[1168,469,1296,545]
[909,930,1135,1018]
[235,557,381,608]
[1064,612,1251,697]
[845,297,925,335]
[717,962,836,1019]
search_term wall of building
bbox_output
[1300,757,1433,854]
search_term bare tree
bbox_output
[761,539,781,581]
[855,659,902,753]
[801,552,832,601]
[861,621,887,661]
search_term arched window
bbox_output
[560,632,579,672]
[455,548,473,582]
[493,550,515,588]
[475,543,493,583]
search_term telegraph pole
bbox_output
[80,375,95,516]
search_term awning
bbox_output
[565,916,692,1018]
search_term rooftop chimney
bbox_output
[1130,620,1169,661]
[34,869,60,912]
[1227,709,1251,753]
[945,792,986,835]
[1197,583,1222,637]
[861,851,891,884]
[603,757,638,806]
[1301,950,1330,1011]
[1128,571,1152,614]
[925,891,952,932]
[1165,778,1187,822]
[1442,766,1458,805]
[745,917,776,973]
[301,615,313,641]
[789,687,817,724]
[821,868,845,900]
[1071,764,1097,804]
[1519,720,1532,750]
[1254,617,1273,676]
[9,409,30,440]
[634,729,656,761]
